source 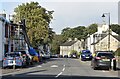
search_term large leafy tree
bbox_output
[61,26,88,40]
[50,35,63,54]
[87,23,98,35]
[13,2,54,47]
[110,24,120,35]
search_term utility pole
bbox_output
[102,13,110,51]
[8,15,11,54]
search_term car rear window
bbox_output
[97,53,114,58]
[82,50,91,54]
[6,53,20,57]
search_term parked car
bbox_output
[59,55,63,58]
[50,54,58,58]
[81,50,93,61]
[91,51,116,70]
[3,52,23,68]
[18,50,32,65]
[64,55,68,58]
[70,53,78,58]
[40,51,50,59]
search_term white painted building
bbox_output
[86,24,119,54]
[60,38,84,57]
[0,15,6,61]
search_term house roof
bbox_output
[91,34,120,45]
[60,41,77,46]
[0,16,10,23]
[91,34,107,45]
[112,35,120,42]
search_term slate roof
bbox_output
[91,34,120,45]
[112,35,120,42]
[91,34,107,45]
[60,41,77,46]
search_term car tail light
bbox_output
[96,57,101,60]
[14,58,16,60]
[112,58,116,60]
[23,54,26,56]
[18,62,21,64]
[3,58,6,60]
[18,58,21,60]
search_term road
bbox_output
[2,58,120,79]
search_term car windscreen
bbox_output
[81,51,91,55]
[97,53,114,58]
[19,51,26,54]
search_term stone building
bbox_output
[60,38,84,57]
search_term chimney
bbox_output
[0,10,6,18]
[68,38,72,41]
[74,38,78,41]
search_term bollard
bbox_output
[111,59,116,71]
[113,60,116,71]
[13,58,16,69]
[110,59,112,70]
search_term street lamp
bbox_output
[102,13,110,51]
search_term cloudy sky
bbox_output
[0,0,119,34]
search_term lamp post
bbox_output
[102,13,110,51]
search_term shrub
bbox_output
[70,50,78,55]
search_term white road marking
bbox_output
[51,65,58,68]
[55,72,62,78]
[62,68,65,71]
[16,69,20,70]
[102,70,109,72]
[55,64,66,78]
[37,65,42,67]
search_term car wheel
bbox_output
[93,64,97,70]
[81,58,83,61]
[22,63,26,68]
[91,63,93,68]
[113,66,117,71]
[26,61,30,66]
[2,66,5,69]
[93,66,97,70]
[108,67,111,71]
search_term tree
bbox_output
[13,2,54,48]
[61,26,88,40]
[110,24,120,35]
[87,23,98,35]
[50,35,63,54]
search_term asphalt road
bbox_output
[1,58,120,79]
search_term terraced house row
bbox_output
[0,12,28,62]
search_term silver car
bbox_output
[3,52,23,68]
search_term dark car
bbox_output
[59,55,63,58]
[70,53,78,58]
[17,51,32,66]
[50,54,58,58]
[64,55,68,58]
[81,50,93,61]
[91,51,116,70]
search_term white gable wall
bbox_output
[95,35,120,52]
[60,40,83,56]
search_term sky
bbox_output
[0,0,119,34]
